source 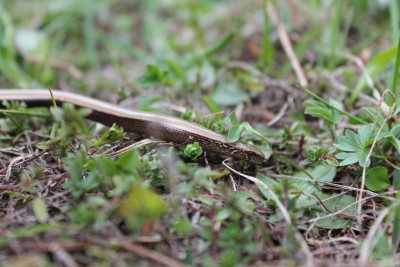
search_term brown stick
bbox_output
[121,241,186,267]
[266,2,308,88]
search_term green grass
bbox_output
[1,1,400,266]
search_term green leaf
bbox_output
[304,146,338,167]
[256,174,281,200]
[219,250,239,267]
[326,157,339,167]
[358,124,374,146]
[228,112,244,143]
[98,157,120,177]
[371,229,391,259]
[36,142,50,150]
[205,32,234,57]
[350,45,398,104]
[0,223,67,246]
[165,59,187,83]
[336,152,359,166]
[385,134,400,154]
[173,219,193,234]
[227,113,269,145]
[64,152,102,198]
[230,112,239,125]
[181,142,203,160]
[203,95,222,121]
[137,64,169,87]
[227,125,243,143]
[393,170,400,189]
[304,99,343,126]
[390,123,400,137]
[330,99,343,124]
[365,167,390,192]
[137,95,164,113]
[304,99,326,108]
[118,185,167,230]
[117,149,140,173]
[94,124,125,148]
[390,38,400,102]
[32,198,48,223]
[363,107,388,133]
[211,83,248,106]
[312,193,356,229]
[334,132,359,151]
[261,0,275,66]
[290,165,336,213]
[241,122,269,144]
[334,125,375,167]
[66,152,84,183]
[16,29,50,58]
[305,107,334,125]
[292,165,337,200]
[0,10,33,87]
[299,86,368,125]
[392,204,400,250]
[216,209,232,221]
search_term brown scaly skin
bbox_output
[0,89,266,164]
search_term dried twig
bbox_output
[268,174,393,200]
[121,241,186,267]
[308,194,381,225]
[359,206,391,265]
[1,149,49,181]
[101,139,170,158]
[266,2,308,87]
[357,90,397,231]
[266,101,289,127]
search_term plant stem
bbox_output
[390,38,400,105]
[298,86,368,125]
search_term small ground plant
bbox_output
[1,1,400,266]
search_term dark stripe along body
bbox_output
[0,89,265,163]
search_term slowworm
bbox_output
[0,89,265,163]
